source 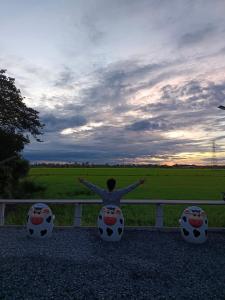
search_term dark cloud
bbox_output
[214,135,225,142]
[218,46,225,55]
[34,67,225,164]
[25,150,109,162]
[179,80,203,96]
[38,57,185,121]
[81,15,105,45]
[24,54,225,164]
[179,24,215,47]
[24,134,197,163]
[41,114,87,132]
[141,80,225,116]
[124,79,225,149]
[79,59,180,111]
[54,67,75,88]
[126,119,172,131]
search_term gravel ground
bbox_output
[0,227,225,300]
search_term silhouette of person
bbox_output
[78,177,145,207]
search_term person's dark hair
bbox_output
[107,178,116,191]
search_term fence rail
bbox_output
[0,199,225,228]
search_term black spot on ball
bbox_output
[41,229,47,236]
[98,215,102,220]
[205,230,208,236]
[99,228,103,235]
[182,216,187,222]
[29,229,34,235]
[120,219,123,224]
[193,229,200,237]
[106,228,113,236]
[118,228,123,235]
[46,216,51,223]
[183,228,189,236]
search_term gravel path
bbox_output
[0,227,225,299]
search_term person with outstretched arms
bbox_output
[78,177,145,207]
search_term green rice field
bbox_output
[5,167,225,227]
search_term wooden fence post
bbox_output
[155,204,163,229]
[0,203,5,226]
[74,204,82,227]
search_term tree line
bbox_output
[0,69,43,198]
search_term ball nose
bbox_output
[104,216,117,225]
[31,216,43,225]
[189,218,203,228]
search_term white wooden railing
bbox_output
[0,199,225,229]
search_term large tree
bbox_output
[0,69,44,197]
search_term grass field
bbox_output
[5,167,225,227]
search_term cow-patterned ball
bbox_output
[97,205,124,241]
[26,203,54,238]
[179,206,208,244]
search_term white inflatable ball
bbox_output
[97,205,124,241]
[179,206,208,244]
[27,203,54,238]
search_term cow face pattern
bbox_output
[97,205,124,241]
[179,206,208,244]
[27,203,54,238]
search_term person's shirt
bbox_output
[80,179,141,206]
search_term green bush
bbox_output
[14,180,46,199]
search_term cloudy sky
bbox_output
[1,0,225,165]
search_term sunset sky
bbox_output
[1,0,225,165]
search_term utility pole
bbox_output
[211,140,217,169]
